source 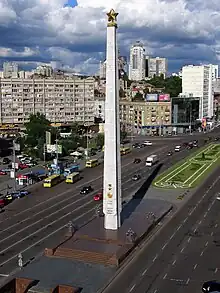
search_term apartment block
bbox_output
[0,77,95,124]
[119,100,171,135]
[182,64,214,118]
[146,57,168,78]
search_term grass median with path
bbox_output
[153,144,220,189]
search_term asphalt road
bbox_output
[102,166,220,293]
[0,134,217,278]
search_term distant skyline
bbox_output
[0,0,219,75]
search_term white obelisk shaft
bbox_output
[103,13,121,230]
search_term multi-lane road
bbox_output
[102,138,220,293]
[0,132,218,283]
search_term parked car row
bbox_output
[0,190,30,210]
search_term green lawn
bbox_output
[153,143,220,189]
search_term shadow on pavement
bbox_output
[121,163,163,223]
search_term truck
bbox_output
[146,154,158,166]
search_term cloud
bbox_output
[0,0,219,74]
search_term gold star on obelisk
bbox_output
[107,9,118,27]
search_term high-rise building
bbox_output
[182,65,214,119]
[3,62,19,78]
[146,57,168,78]
[0,77,95,124]
[129,41,145,81]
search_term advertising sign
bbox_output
[145,94,158,102]
[159,94,170,101]
[46,144,62,154]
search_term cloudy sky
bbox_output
[0,0,219,75]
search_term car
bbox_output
[143,141,152,146]
[80,186,93,194]
[4,194,13,203]
[216,193,220,200]
[93,192,103,201]
[0,198,5,209]
[167,151,173,156]
[8,190,30,199]
[2,158,10,164]
[175,145,181,152]
[133,158,141,164]
[132,143,139,148]
[202,280,220,292]
[0,170,7,175]
[19,163,29,170]
[132,174,141,181]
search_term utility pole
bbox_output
[189,102,192,135]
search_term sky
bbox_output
[0,0,219,75]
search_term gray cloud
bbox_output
[0,0,219,74]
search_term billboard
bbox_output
[46,144,62,154]
[145,94,158,102]
[159,94,170,101]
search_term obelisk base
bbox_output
[104,214,120,230]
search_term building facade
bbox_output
[3,62,19,78]
[0,77,95,124]
[119,100,172,135]
[146,57,168,78]
[129,41,145,81]
[94,97,105,122]
[182,65,214,119]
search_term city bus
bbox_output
[64,165,79,177]
[85,159,99,168]
[120,147,131,155]
[43,174,62,188]
[65,172,80,184]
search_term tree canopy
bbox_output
[147,76,182,97]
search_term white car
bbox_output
[143,141,152,146]
[216,194,220,200]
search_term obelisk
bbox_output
[103,9,122,230]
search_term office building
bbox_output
[3,62,19,78]
[0,77,95,124]
[146,57,168,78]
[119,100,171,135]
[129,41,145,81]
[182,64,214,119]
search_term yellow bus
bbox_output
[66,172,80,184]
[86,159,99,168]
[43,174,62,188]
[120,147,131,156]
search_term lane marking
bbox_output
[211,232,214,236]
[186,278,190,285]
[194,228,197,233]
[183,218,187,223]
[215,268,218,273]
[0,145,169,228]
[200,251,204,256]
[170,232,176,240]
[0,198,95,256]
[0,274,9,277]
[198,220,202,225]
[0,192,96,244]
[194,264,197,270]
[204,212,207,218]
[163,273,167,279]
[177,225,182,231]
[188,237,191,243]
[162,243,167,250]
[172,259,176,266]
[142,268,148,276]
[153,254,158,262]
[215,224,218,228]
[129,284,136,292]
[205,241,209,247]
[181,247,185,253]
[0,205,97,267]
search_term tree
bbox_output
[148,75,182,97]
[24,113,51,148]
[95,133,104,147]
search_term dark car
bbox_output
[133,158,141,164]
[2,158,10,164]
[167,151,173,156]
[132,143,139,148]
[80,186,93,194]
[202,281,220,292]
[8,190,29,199]
[132,174,141,181]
